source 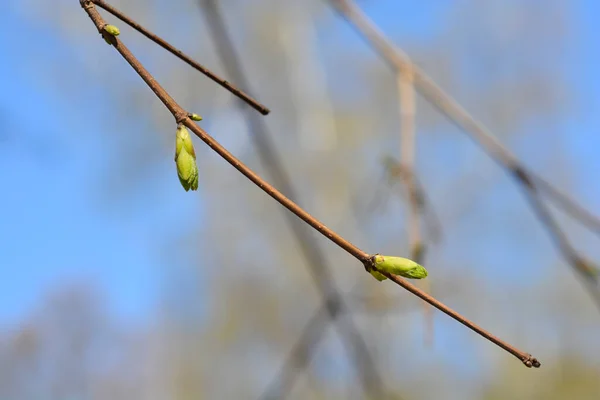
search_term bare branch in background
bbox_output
[79,8,540,395]
[260,302,406,400]
[89,0,270,115]
[262,275,460,400]
[380,157,442,245]
[397,63,435,346]
[397,70,419,264]
[262,305,360,400]
[329,0,600,309]
[198,0,386,398]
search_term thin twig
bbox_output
[517,179,600,311]
[329,0,600,229]
[264,166,444,399]
[379,271,539,366]
[535,178,600,236]
[198,0,386,398]
[329,0,600,307]
[89,0,270,115]
[397,65,434,347]
[79,0,540,369]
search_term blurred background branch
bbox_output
[197,0,386,397]
[329,0,600,310]
[396,47,436,347]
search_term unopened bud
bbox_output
[373,254,428,279]
[103,25,120,36]
[174,125,199,192]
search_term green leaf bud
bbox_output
[103,24,120,36]
[174,125,199,192]
[373,254,428,279]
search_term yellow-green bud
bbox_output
[103,25,120,36]
[373,254,428,279]
[174,125,199,192]
[189,113,203,121]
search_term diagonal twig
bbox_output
[89,0,270,115]
[518,177,600,310]
[79,0,540,370]
[329,0,600,308]
[198,0,387,398]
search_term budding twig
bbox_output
[79,0,540,369]
[89,0,270,115]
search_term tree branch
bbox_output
[198,0,386,398]
[329,0,600,309]
[89,0,270,115]
[79,0,540,369]
[397,61,435,347]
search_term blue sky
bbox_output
[0,0,599,360]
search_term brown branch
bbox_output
[89,0,270,115]
[197,0,387,398]
[79,0,540,369]
[380,271,539,367]
[329,0,600,308]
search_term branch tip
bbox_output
[523,355,541,368]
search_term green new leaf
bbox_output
[373,254,428,279]
[174,125,199,192]
[189,113,203,121]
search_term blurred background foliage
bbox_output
[1,0,599,399]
